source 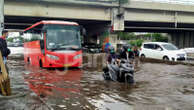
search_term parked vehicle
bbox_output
[139,42,187,61]
[82,43,102,53]
[181,48,194,59]
[13,41,23,47]
[22,20,83,68]
[103,59,134,84]
[7,42,14,47]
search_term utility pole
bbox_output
[0,0,4,36]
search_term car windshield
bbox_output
[162,44,178,50]
[46,24,81,51]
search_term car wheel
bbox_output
[163,56,169,61]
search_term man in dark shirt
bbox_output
[0,30,10,64]
[119,44,134,60]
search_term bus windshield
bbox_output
[46,24,81,51]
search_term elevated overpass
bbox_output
[4,0,194,48]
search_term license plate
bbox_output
[64,64,71,67]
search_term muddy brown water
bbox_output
[1,54,194,110]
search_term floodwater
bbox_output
[1,52,194,110]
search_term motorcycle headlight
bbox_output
[74,54,82,59]
[46,54,59,60]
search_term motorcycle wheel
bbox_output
[125,74,134,84]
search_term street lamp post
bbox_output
[0,0,4,36]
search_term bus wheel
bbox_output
[39,60,43,68]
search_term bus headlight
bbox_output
[46,54,59,60]
[74,54,82,59]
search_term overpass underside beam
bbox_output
[4,1,111,21]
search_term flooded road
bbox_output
[1,52,194,110]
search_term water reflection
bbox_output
[4,54,194,110]
[24,66,83,97]
[23,66,96,110]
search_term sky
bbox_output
[132,0,194,5]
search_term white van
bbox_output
[139,42,187,61]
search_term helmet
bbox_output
[123,44,132,52]
[108,46,115,54]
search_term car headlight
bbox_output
[74,54,82,59]
[46,54,59,60]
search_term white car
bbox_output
[139,42,187,61]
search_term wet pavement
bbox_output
[1,51,194,110]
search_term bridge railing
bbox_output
[132,0,194,5]
[20,0,118,4]
[9,0,121,7]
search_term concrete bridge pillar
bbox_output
[190,32,194,47]
[111,7,125,31]
[169,31,194,48]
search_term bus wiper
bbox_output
[51,48,59,51]
[50,47,81,51]
[67,47,81,50]
[50,46,61,51]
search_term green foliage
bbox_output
[152,33,168,42]
[18,36,24,42]
[139,33,168,42]
[118,32,136,40]
[7,37,14,42]
[7,36,24,43]
[129,39,144,47]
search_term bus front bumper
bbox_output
[44,58,82,68]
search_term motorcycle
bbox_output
[103,59,134,84]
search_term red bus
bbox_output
[23,21,82,68]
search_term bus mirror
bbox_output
[81,27,86,36]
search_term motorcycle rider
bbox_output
[118,44,135,61]
[103,46,118,80]
[103,45,134,83]
[107,46,118,64]
[117,44,134,83]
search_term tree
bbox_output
[118,32,136,40]
[17,36,24,42]
[152,33,168,42]
[7,37,14,42]
[129,39,144,47]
